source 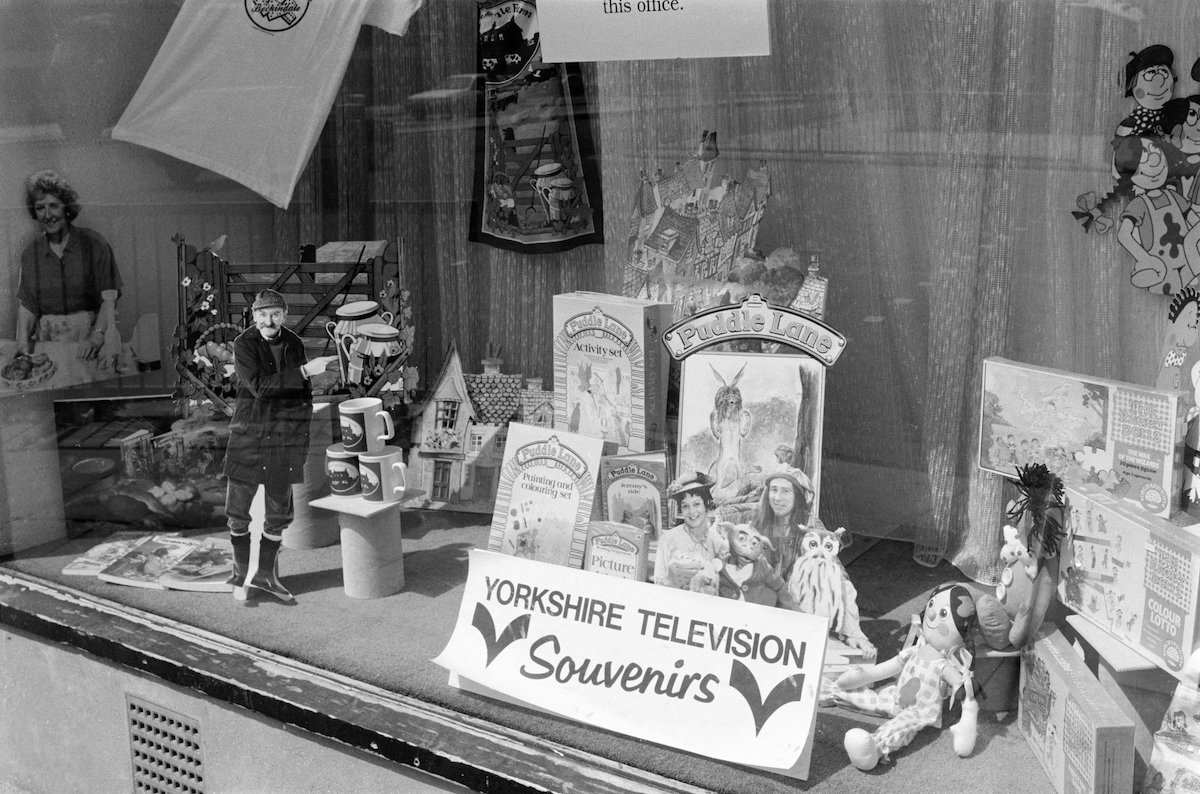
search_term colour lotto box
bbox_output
[1060,483,1200,679]
[552,292,674,453]
[1019,626,1134,794]
[979,357,1189,518]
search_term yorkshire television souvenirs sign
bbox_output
[662,293,847,365]
[537,0,770,63]
[434,550,829,777]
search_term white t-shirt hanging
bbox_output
[112,0,423,209]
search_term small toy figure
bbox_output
[787,525,877,661]
[688,557,722,596]
[822,583,979,771]
[715,522,794,608]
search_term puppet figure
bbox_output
[787,525,877,661]
[971,463,1065,650]
[823,583,978,770]
[715,522,794,608]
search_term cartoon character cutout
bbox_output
[1159,287,1200,392]
[1116,45,1177,138]
[1115,134,1200,294]
[1075,45,1178,232]
[1164,91,1200,202]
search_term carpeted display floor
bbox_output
[4,511,1057,794]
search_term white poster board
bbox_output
[434,550,828,777]
[537,0,771,63]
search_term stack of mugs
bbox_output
[326,397,407,502]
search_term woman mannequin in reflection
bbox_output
[15,170,122,360]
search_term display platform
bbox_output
[1,513,1056,794]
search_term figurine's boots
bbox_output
[248,534,294,603]
[227,531,251,595]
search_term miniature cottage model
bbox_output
[625,131,772,310]
[407,343,555,513]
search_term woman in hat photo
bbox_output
[653,471,728,590]
[751,466,822,580]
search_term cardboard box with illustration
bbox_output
[1019,625,1134,794]
[980,357,1189,518]
[552,292,674,454]
[1059,483,1200,679]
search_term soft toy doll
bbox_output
[688,558,722,596]
[715,522,795,608]
[822,582,979,771]
[969,463,1064,650]
[787,525,877,661]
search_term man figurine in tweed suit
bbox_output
[223,289,336,602]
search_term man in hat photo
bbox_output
[223,288,337,602]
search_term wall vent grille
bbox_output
[126,695,206,794]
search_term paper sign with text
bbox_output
[434,550,828,776]
[537,0,771,63]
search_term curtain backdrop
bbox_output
[280,0,1200,583]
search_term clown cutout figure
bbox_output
[822,583,979,771]
[1115,44,1176,138]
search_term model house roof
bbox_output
[464,371,523,424]
[415,342,473,419]
[644,208,699,264]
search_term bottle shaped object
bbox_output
[99,289,124,369]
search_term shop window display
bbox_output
[10,1,1200,792]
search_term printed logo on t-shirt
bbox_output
[245,0,311,32]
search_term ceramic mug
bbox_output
[358,446,407,502]
[325,443,360,496]
[339,397,395,454]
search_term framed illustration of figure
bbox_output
[676,351,825,517]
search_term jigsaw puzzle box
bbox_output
[979,357,1188,518]
[1019,626,1134,794]
[552,292,674,454]
[1059,483,1200,679]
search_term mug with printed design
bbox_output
[325,443,360,496]
[339,397,394,453]
[358,446,407,502]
